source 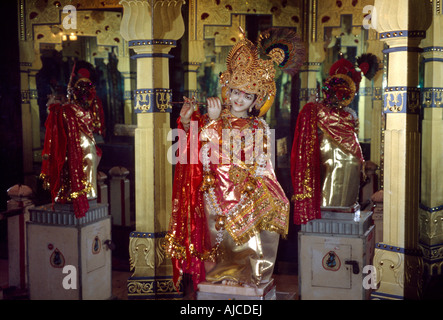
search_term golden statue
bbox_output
[291,54,379,224]
[40,66,105,218]
[165,28,305,290]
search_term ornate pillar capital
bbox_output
[188,40,206,65]
[120,0,186,114]
[373,0,432,115]
[120,0,185,43]
[374,0,433,37]
[374,0,432,59]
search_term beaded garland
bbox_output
[201,117,271,252]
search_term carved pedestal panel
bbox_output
[27,202,112,300]
[127,232,182,299]
[372,245,423,300]
[298,208,375,300]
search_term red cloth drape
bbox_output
[291,102,364,225]
[41,103,90,218]
[167,111,211,291]
[291,103,322,225]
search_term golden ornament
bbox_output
[215,215,226,231]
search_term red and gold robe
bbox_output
[165,109,289,288]
[41,103,102,218]
[291,102,364,225]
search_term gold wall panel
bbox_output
[314,0,374,41]
[20,0,122,41]
[190,0,302,42]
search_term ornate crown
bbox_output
[220,27,305,117]
[323,54,380,108]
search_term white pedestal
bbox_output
[197,280,276,300]
[299,216,375,300]
[27,202,112,300]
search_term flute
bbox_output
[169,101,230,107]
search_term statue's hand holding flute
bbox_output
[174,96,225,131]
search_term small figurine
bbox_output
[40,65,105,218]
[291,54,379,225]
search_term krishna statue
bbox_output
[40,65,105,219]
[164,28,305,290]
[291,54,379,225]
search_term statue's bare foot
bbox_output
[221,280,239,286]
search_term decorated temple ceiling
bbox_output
[21,0,377,45]
[19,0,126,69]
[190,0,303,43]
[19,0,123,41]
[314,0,375,41]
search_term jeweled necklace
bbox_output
[201,115,271,252]
[222,111,261,166]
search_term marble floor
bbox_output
[114,272,298,300]
[3,257,443,300]
[0,258,299,300]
